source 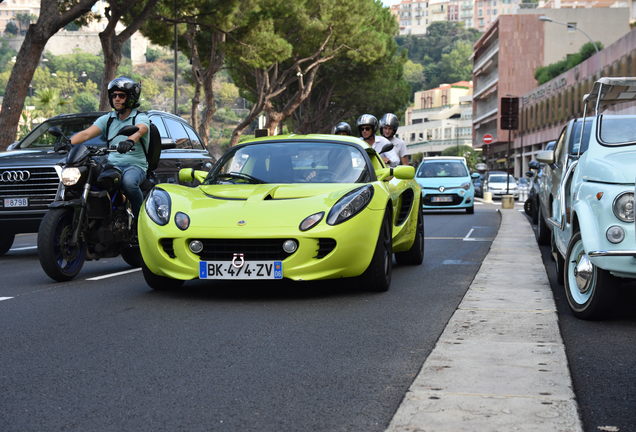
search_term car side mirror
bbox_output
[525,171,534,178]
[471,172,480,179]
[535,150,555,165]
[528,160,540,170]
[379,143,394,154]
[48,126,63,138]
[393,165,415,180]
[6,141,19,151]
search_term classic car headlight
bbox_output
[327,185,374,225]
[613,192,634,222]
[461,182,471,190]
[145,188,171,226]
[61,167,82,186]
[299,212,324,231]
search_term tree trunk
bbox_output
[98,32,122,110]
[0,0,98,150]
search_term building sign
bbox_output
[522,76,569,106]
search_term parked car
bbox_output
[484,171,518,200]
[523,159,544,224]
[536,77,636,319]
[139,134,423,292]
[472,173,484,198]
[415,156,477,214]
[0,110,215,256]
[535,117,593,246]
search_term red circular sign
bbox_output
[482,134,494,144]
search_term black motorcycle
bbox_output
[38,125,143,281]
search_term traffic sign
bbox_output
[483,134,494,144]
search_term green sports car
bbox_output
[138,134,423,292]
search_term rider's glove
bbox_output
[117,139,135,154]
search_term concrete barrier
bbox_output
[483,191,493,202]
[501,195,515,209]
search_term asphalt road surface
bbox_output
[1,205,498,432]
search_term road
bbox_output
[0,205,497,432]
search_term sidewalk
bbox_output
[386,204,583,432]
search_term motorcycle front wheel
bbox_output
[38,208,86,281]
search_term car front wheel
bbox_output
[359,212,392,292]
[537,206,550,246]
[564,232,616,320]
[141,261,184,291]
[0,233,15,256]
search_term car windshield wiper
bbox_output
[213,172,266,184]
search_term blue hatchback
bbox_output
[415,157,476,214]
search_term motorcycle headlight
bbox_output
[61,167,82,186]
[613,192,634,222]
[327,185,374,225]
[145,188,171,226]
[461,182,471,190]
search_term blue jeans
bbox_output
[120,165,146,219]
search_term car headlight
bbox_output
[61,167,82,186]
[613,192,634,222]
[327,185,374,225]
[461,182,471,190]
[145,188,171,226]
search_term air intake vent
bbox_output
[315,238,336,259]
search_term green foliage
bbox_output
[0,37,17,74]
[441,145,483,170]
[535,41,603,84]
[145,47,163,63]
[46,51,104,86]
[73,92,99,112]
[403,59,424,94]
[4,21,19,36]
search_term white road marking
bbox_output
[86,268,141,281]
[10,246,37,251]
[0,297,14,302]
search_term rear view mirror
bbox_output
[535,150,555,165]
[379,143,394,154]
[48,126,63,138]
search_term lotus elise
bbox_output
[138,134,423,292]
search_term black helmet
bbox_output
[332,121,352,135]
[379,113,399,138]
[356,114,378,136]
[107,76,141,110]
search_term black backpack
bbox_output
[105,112,161,174]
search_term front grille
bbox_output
[0,166,59,213]
[315,238,336,259]
[160,238,176,258]
[193,239,295,261]
[422,193,463,206]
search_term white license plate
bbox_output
[432,196,453,203]
[199,260,283,279]
[4,198,28,208]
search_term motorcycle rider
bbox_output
[69,76,150,219]
[379,113,409,165]
[357,114,399,167]
[332,121,352,135]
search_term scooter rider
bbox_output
[357,114,399,167]
[379,113,409,165]
[332,121,352,135]
[70,76,150,219]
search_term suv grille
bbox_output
[192,239,295,261]
[0,166,59,214]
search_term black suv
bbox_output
[0,110,215,255]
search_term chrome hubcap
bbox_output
[574,252,593,294]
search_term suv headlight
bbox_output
[145,188,171,225]
[327,185,374,225]
[613,192,634,222]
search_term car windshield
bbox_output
[489,174,515,183]
[19,116,104,149]
[597,115,636,146]
[568,118,593,155]
[205,141,371,184]
[416,161,468,178]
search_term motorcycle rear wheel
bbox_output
[38,208,86,281]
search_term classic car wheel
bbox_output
[395,209,424,265]
[142,261,184,291]
[0,233,15,256]
[564,232,617,320]
[536,206,550,246]
[360,212,392,292]
[37,208,86,282]
[551,233,564,286]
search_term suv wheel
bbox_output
[0,233,15,256]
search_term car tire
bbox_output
[537,206,550,246]
[141,261,184,291]
[551,233,564,286]
[121,245,143,268]
[360,211,392,292]
[531,198,539,225]
[564,232,617,320]
[37,208,86,282]
[466,205,474,214]
[395,209,423,265]
[0,233,15,256]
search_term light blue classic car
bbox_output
[415,156,477,214]
[536,77,636,319]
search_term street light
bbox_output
[538,15,600,54]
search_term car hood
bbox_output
[0,149,65,166]
[581,150,636,184]
[416,177,470,189]
[162,183,379,229]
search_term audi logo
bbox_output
[0,170,31,182]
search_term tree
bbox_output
[15,13,38,35]
[97,0,160,110]
[227,0,398,145]
[4,21,19,36]
[441,145,483,171]
[435,40,473,87]
[0,37,17,74]
[0,0,98,150]
[403,59,424,94]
